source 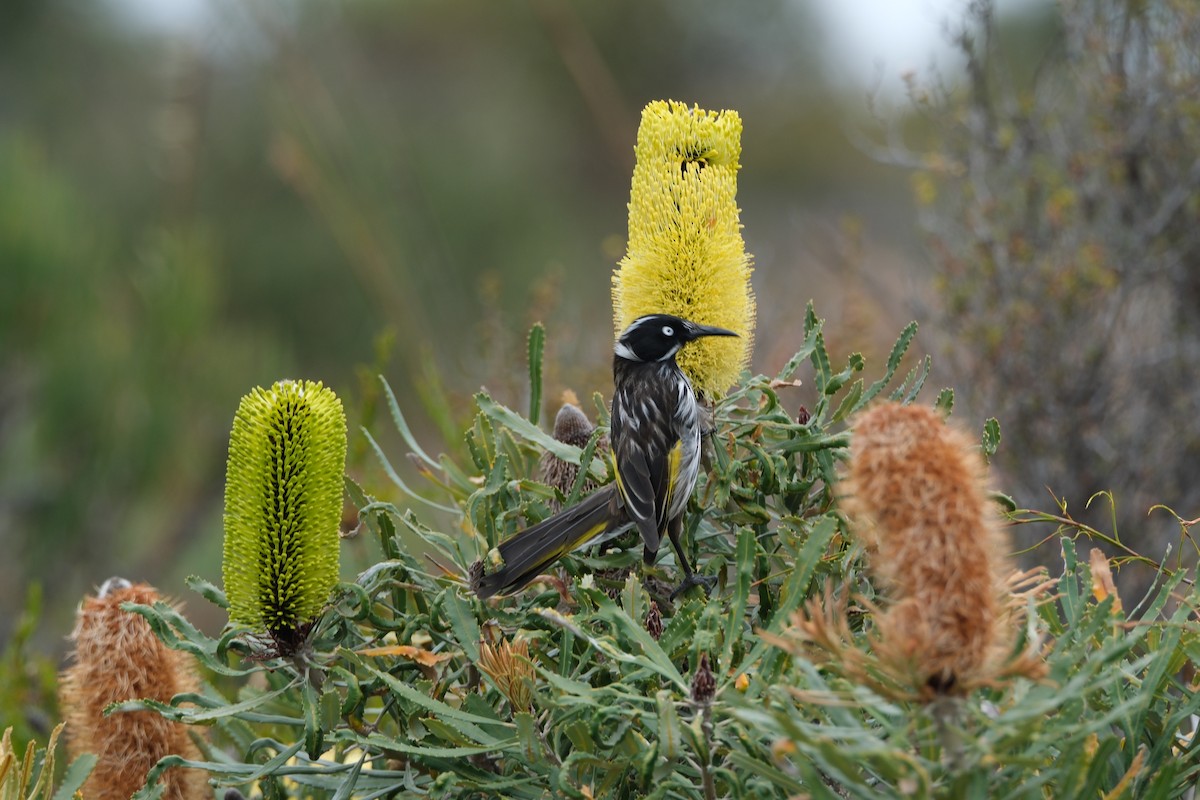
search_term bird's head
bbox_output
[614,314,738,363]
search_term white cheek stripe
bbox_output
[614,341,641,361]
[656,343,682,362]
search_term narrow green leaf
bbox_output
[329,752,366,800]
[440,589,481,663]
[902,354,932,403]
[109,679,297,723]
[348,654,511,744]
[361,426,459,514]
[726,750,807,795]
[360,733,517,759]
[379,374,439,469]
[52,754,97,800]
[723,528,755,667]
[539,606,688,691]
[830,377,864,423]
[528,322,545,425]
[476,392,605,482]
[861,320,917,405]
[515,712,541,762]
[655,690,682,761]
[302,681,323,759]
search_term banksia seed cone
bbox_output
[691,652,716,706]
[223,379,346,645]
[537,403,608,512]
[613,100,756,398]
[645,601,664,641]
[59,579,207,800]
[843,403,1012,694]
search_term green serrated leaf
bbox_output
[934,386,955,414]
[51,754,96,800]
[861,320,917,406]
[348,653,510,744]
[830,378,864,423]
[514,712,541,762]
[476,392,605,482]
[982,417,1001,460]
[441,589,481,663]
[655,690,682,761]
[184,575,227,609]
[302,681,323,759]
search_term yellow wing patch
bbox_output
[662,440,683,521]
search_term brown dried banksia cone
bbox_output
[691,652,716,706]
[59,578,207,800]
[537,402,608,512]
[843,403,1015,695]
[645,601,664,641]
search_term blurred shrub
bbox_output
[913,0,1200,561]
[0,134,288,640]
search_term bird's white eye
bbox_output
[662,325,674,337]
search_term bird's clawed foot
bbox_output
[669,572,716,600]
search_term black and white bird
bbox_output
[471,314,737,600]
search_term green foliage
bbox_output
[0,586,58,757]
[0,722,93,800]
[113,312,1200,798]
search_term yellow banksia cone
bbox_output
[58,579,207,800]
[613,100,755,398]
[843,403,1012,695]
[223,379,346,645]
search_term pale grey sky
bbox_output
[111,0,1048,98]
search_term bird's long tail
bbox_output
[471,485,620,599]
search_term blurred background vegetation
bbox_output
[2,0,1196,737]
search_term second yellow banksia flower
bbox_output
[613,100,755,398]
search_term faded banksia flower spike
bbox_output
[59,580,207,800]
[843,402,1013,695]
[223,379,346,647]
[537,402,608,512]
[613,100,756,399]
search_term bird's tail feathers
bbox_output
[472,486,618,599]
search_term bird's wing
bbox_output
[612,438,681,556]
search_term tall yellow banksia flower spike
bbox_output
[223,379,346,646]
[613,100,755,398]
[58,578,207,800]
[843,403,1012,695]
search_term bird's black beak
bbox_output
[684,322,739,341]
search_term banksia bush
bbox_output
[58,579,206,800]
[222,379,346,647]
[842,402,1016,694]
[613,99,755,398]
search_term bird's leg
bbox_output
[666,515,715,599]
